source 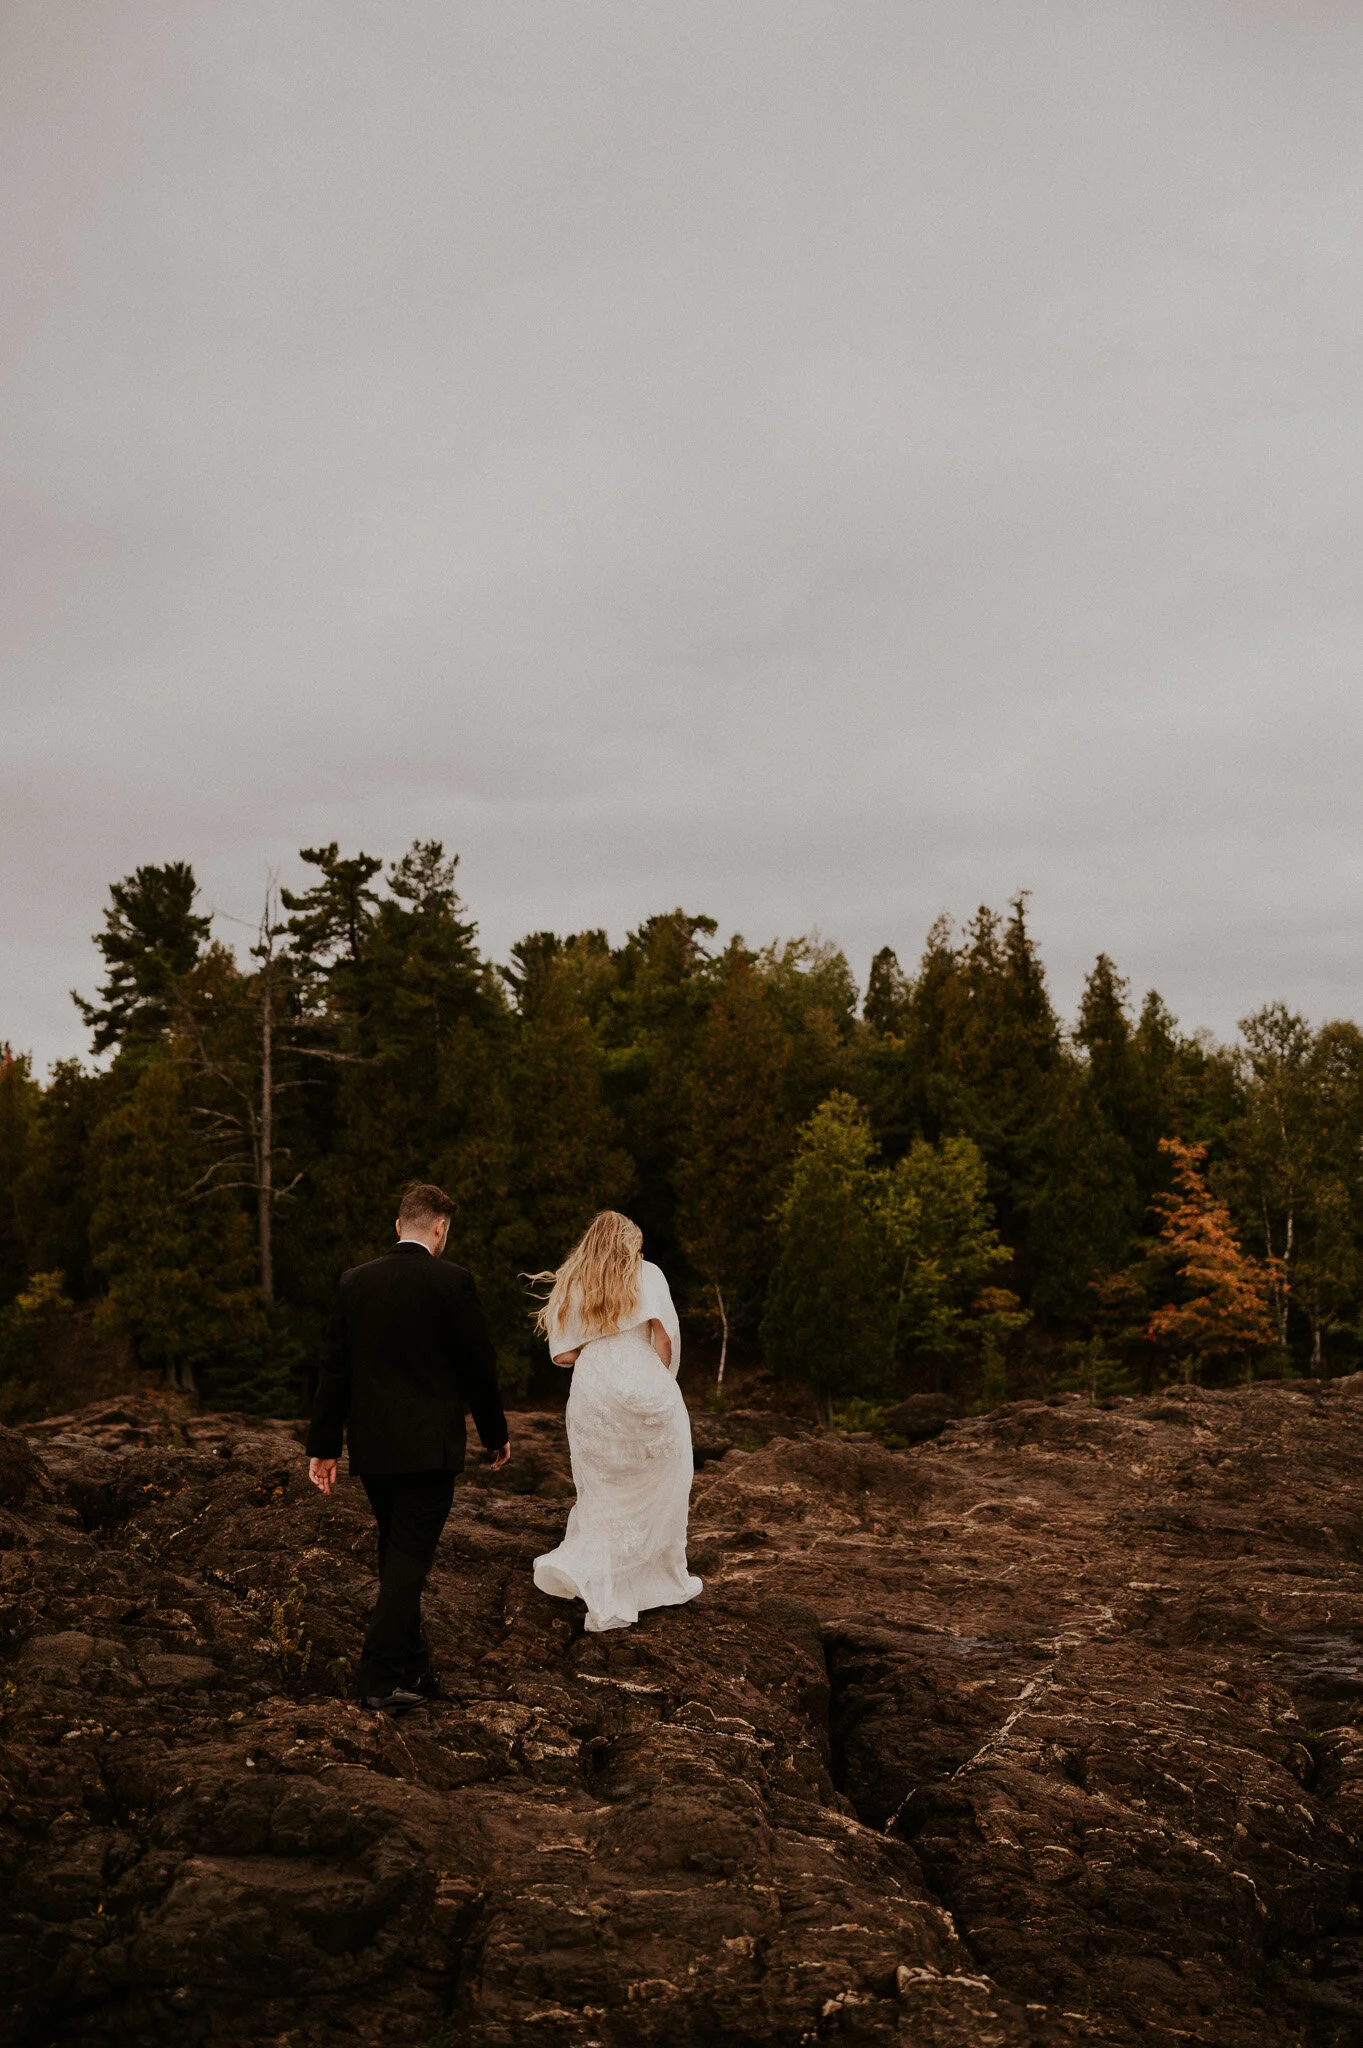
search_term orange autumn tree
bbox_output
[1147,1138,1277,1373]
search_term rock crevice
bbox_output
[3,1385,1363,2043]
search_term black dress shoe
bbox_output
[412,1670,444,1701]
[361,1687,424,1717]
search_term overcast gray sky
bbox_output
[4,0,1361,1070]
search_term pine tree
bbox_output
[0,1271,73,1422]
[605,910,719,1270]
[369,843,489,1055]
[878,1134,1025,1395]
[761,1093,896,1410]
[428,1015,522,1353]
[1024,1066,1139,1321]
[294,842,501,1307]
[1077,955,1146,1149]
[19,1060,115,1300]
[509,1002,634,1275]
[1297,1020,1363,1371]
[504,932,564,1015]
[74,862,211,1054]
[864,947,910,1037]
[281,843,383,991]
[89,1053,271,1402]
[757,936,858,1124]
[0,1047,39,1307]
[675,945,793,1382]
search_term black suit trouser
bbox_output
[358,1469,457,1694]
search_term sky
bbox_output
[4,0,1362,1072]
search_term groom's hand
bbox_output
[489,1439,511,1471]
[308,1457,338,1496]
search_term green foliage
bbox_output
[878,1133,1025,1386]
[676,945,793,1343]
[507,1003,634,1274]
[599,909,720,1268]
[281,842,383,987]
[73,862,211,1055]
[18,1060,115,1299]
[18,853,1363,1424]
[863,947,909,1037]
[89,1054,268,1397]
[762,1093,897,1407]
[1048,1337,1135,1406]
[763,1099,1026,1409]
[0,1048,39,1308]
[828,1396,893,1435]
[268,1580,313,1680]
[1229,1007,1363,1369]
[0,1271,73,1421]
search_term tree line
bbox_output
[1,844,1359,1418]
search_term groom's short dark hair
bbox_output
[398,1181,455,1227]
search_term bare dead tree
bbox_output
[183,884,304,1301]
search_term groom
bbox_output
[306,1181,510,1714]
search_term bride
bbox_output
[532,1211,703,1633]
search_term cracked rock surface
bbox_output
[2,1381,1363,2045]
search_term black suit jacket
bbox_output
[306,1243,508,1475]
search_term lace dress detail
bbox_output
[533,1261,703,1633]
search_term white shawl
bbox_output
[548,1259,681,1378]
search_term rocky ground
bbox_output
[2,1379,1363,2047]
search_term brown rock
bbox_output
[1,1384,1361,2044]
[882,1392,964,1442]
[0,1423,42,1508]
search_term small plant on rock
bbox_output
[269,1580,312,1679]
[1049,1336,1134,1406]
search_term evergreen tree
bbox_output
[604,909,719,1270]
[1024,1066,1139,1322]
[675,944,793,1380]
[428,1015,522,1352]
[89,1053,272,1403]
[19,1060,115,1300]
[1229,1011,1363,1370]
[762,1093,896,1410]
[1232,1004,1320,1347]
[281,842,383,993]
[176,921,312,1305]
[296,841,501,1311]
[74,862,211,1054]
[504,931,563,1014]
[1300,1020,1363,1371]
[0,1047,39,1307]
[894,898,1074,1302]
[757,936,858,1129]
[509,1000,634,1277]
[369,842,490,1056]
[1076,953,1157,1180]
[864,947,910,1037]
[29,848,1363,1417]
[878,1134,1025,1395]
[0,1271,73,1422]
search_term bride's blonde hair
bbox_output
[531,1210,643,1341]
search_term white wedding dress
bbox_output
[533,1261,703,1633]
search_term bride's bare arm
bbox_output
[649,1318,673,1368]
[552,1348,580,1367]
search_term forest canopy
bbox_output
[3,846,1360,1418]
